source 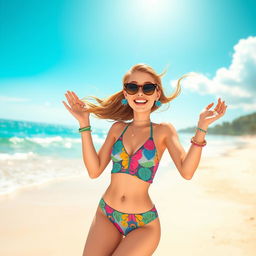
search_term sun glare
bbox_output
[138,0,165,11]
[130,0,170,27]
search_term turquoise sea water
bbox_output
[0,118,107,159]
[0,118,248,195]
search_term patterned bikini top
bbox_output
[110,121,160,184]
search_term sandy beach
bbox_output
[0,135,255,256]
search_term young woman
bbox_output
[63,63,227,256]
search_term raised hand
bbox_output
[198,98,227,127]
[62,90,90,122]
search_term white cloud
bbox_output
[0,95,31,102]
[171,36,256,110]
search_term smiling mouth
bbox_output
[134,100,148,105]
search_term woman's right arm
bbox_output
[63,90,120,179]
[78,117,99,178]
[79,118,120,178]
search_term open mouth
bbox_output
[134,99,148,105]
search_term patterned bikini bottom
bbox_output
[98,197,159,236]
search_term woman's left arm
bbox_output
[182,98,227,179]
[165,98,227,180]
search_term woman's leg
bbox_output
[111,206,161,256]
[82,201,124,256]
[112,217,161,256]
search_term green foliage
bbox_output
[178,112,256,135]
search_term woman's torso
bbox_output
[102,121,166,212]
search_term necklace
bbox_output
[130,119,151,137]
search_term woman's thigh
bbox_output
[82,205,124,256]
[112,217,161,256]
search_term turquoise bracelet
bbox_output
[78,126,92,133]
[195,126,207,133]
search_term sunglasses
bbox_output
[124,83,158,95]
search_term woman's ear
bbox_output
[157,89,161,100]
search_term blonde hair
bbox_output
[81,63,191,122]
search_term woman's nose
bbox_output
[137,87,144,94]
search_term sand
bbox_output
[0,136,255,256]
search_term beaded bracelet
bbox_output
[191,136,207,145]
[190,136,207,147]
[78,125,92,133]
[195,126,207,133]
[191,140,206,147]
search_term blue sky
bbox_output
[0,0,255,130]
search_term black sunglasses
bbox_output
[124,83,158,95]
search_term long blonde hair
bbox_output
[81,63,191,122]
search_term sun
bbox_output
[130,0,170,26]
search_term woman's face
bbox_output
[123,71,161,113]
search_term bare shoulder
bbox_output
[151,122,168,139]
[154,122,178,141]
[152,122,164,133]
[108,121,128,140]
[152,122,176,132]
[159,122,177,133]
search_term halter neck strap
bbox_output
[121,121,153,137]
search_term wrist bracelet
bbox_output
[78,125,92,133]
[191,141,205,147]
[190,136,207,147]
[195,126,207,133]
[191,136,206,145]
[191,140,206,147]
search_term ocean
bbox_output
[0,118,248,195]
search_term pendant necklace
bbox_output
[130,119,151,137]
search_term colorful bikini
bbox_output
[99,197,158,236]
[99,121,160,236]
[110,121,159,183]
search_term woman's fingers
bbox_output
[66,91,76,106]
[214,98,220,111]
[62,100,73,114]
[68,90,76,103]
[219,101,226,114]
[219,100,225,113]
[65,92,74,107]
[212,99,227,117]
[64,91,88,114]
[205,98,227,115]
[214,98,223,112]
[71,91,79,100]
[220,101,225,113]
[66,90,82,108]
[68,91,79,104]
[71,91,85,106]
[205,102,214,110]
